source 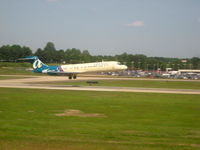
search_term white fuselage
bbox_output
[61,61,127,73]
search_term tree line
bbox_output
[0,42,200,71]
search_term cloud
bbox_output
[125,21,145,27]
[198,18,200,23]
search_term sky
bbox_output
[0,0,200,58]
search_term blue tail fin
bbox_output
[18,56,49,73]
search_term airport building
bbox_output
[178,69,200,74]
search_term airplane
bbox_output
[18,56,127,79]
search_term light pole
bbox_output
[177,64,180,70]
[184,63,186,69]
[131,61,134,70]
[157,63,159,71]
[138,62,141,70]
[160,64,162,71]
[190,64,192,69]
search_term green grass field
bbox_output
[0,62,39,75]
[0,88,200,150]
[41,79,200,90]
[0,76,33,80]
[0,62,32,68]
[0,67,36,75]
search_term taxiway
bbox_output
[0,75,200,94]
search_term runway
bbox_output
[1,75,200,94]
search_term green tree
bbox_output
[35,48,46,62]
[0,45,32,61]
[81,50,91,63]
[191,57,200,69]
[65,48,82,63]
[43,42,57,63]
[55,50,65,63]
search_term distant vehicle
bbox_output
[162,73,171,78]
[18,56,127,79]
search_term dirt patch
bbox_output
[55,109,106,118]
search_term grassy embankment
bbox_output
[0,62,35,75]
[0,88,200,150]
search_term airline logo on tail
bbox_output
[33,59,42,69]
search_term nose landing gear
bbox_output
[73,75,77,79]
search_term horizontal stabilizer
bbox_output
[17,56,38,63]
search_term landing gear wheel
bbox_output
[73,75,77,79]
[68,76,72,79]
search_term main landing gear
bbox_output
[68,74,77,80]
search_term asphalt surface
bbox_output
[1,75,200,94]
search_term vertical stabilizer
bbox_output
[18,56,49,73]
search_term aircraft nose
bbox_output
[121,65,127,70]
